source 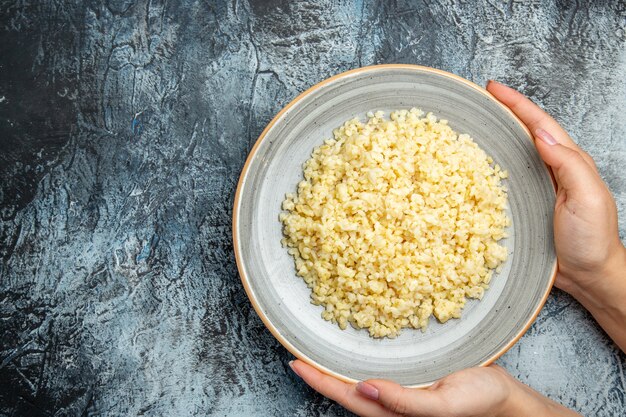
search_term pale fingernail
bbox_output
[535,128,557,145]
[289,360,302,378]
[356,381,379,400]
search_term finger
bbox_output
[534,130,602,195]
[488,364,505,373]
[486,80,598,171]
[363,379,446,417]
[290,361,398,417]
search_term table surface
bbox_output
[1,1,625,416]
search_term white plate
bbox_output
[233,65,556,386]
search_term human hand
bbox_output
[487,81,626,352]
[289,360,579,417]
[486,81,625,302]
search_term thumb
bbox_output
[357,379,445,417]
[534,128,601,194]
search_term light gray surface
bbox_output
[0,1,624,416]
[235,66,557,386]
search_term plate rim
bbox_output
[232,64,557,387]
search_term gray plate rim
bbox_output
[232,64,557,387]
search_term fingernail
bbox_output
[289,360,302,378]
[356,381,379,401]
[535,128,557,145]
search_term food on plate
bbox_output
[280,108,510,338]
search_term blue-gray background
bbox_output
[1,1,624,416]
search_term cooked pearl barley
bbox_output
[280,108,510,338]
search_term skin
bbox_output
[289,81,626,417]
[487,81,626,354]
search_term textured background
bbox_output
[0,1,625,416]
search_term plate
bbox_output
[233,65,556,387]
